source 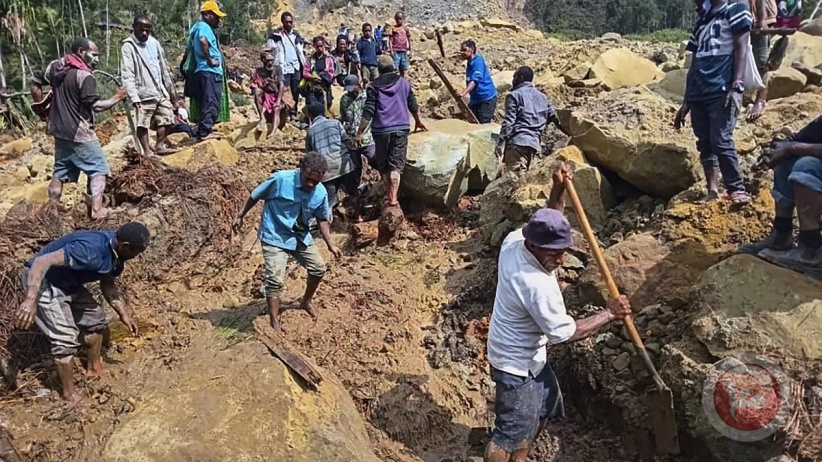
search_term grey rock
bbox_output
[612,352,631,371]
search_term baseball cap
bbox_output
[521,209,573,250]
[343,74,359,91]
[201,1,227,17]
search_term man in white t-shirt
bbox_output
[484,163,632,462]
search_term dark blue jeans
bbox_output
[689,96,745,193]
[194,71,223,139]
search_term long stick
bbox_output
[564,179,667,392]
[427,58,479,124]
[77,0,87,38]
[811,0,822,20]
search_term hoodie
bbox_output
[43,56,99,143]
[362,72,419,134]
[121,34,174,104]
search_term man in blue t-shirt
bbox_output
[458,40,498,124]
[233,152,342,334]
[14,222,150,406]
[675,0,752,204]
[188,1,226,140]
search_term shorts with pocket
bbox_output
[393,51,410,72]
[490,364,565,453]
[22,268,108,357]
[135,98,175,130]
[261,242,326,298]
[373,130,409,174]
[53,138,111,183]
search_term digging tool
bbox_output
[564,178,680,455]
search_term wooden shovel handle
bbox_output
[564,179,667,391]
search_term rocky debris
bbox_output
[0,138,32,160]
[567,78,602,88]
[691,255,822,363]
[767,67,808,100]
[479,145,615,246]
[556,87,700,198]
[561,61,593,83]
[402,119,500,208]
[659,61,681,72]
[587,48,664,90]
[103,340,379,462]
[578,234,701,309]
[479,18,520,30]
[600,32,621,43]
[791,61,822,86]
[649,68,687,101]
[162,139,239,170]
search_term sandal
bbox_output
[726,191,752,204]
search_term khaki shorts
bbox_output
[503,144,538,174]
[261,242,326,298]
[136,98,174,130]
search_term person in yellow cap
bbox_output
[185,1,226,140]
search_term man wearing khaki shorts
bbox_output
[121,14,177,157]
[233,152,343,334]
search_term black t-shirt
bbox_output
[42,59,100,142]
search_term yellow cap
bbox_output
[201,1,227,17]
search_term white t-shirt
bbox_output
[487,229,577,377]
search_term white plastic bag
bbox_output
[742,42,765,92]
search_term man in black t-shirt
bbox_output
[30,38,127,219]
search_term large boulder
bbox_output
[402,119,500,208]
[767,67,807,100]
[103,340,379,462]
[491,70,516,93]
[479,146,615,246]
[588,48,664,90]
[577,234,701,309]
[778,32,822,69]
[801,18,822,36]
[691,255,822,362]
[556,87,701,198]
[792,61,822,86]
[480,18,520,30]
[163,139,239,170]
[649,69,687,102]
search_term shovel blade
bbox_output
[649,388,680,454]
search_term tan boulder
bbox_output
[491,70,516,93]
[767,67,807,100]
[691,255,822,362]
[792,61,822,85]
[480,146,615,245]
[0,138,33,158]
[402,119,500,208]
[649,68,688,101]
[578,234,700,309]
[556,88,700,198]
[103,340,379,462]
[480,18,520,30]
[800,18,822,36]
[561,61,592,82]
[523,29,544,40]
[779,32,822,69]
[163,139,239,170]
[588,48,664,90]
[601,32,621,42]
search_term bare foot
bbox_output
[86,361,110,379]
[154,147,179,156]
[269,316,283,334]
[699,191,720,202]
[300,301,318,319]
[61,392,84,408]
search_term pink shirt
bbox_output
[391,25,410,52]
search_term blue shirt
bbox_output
[189,21,223,75]
[251,169,331,250]
[357,37,380,67]
[465,54,497,105]
[685,2,752,102]
[26,230,124,293]
[375,28,382,43]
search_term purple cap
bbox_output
[522,209,573,249]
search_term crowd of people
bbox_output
[13,1,822,461]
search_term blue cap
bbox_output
[522,209,573,249]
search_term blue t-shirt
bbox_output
[251,169,331,250]
[466,54,498,105]
[189,21,223,75]
[685,2,752,102]
[26,230,124,293]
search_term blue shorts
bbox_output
[393,51,409,71]
[490,365,565,453]
[53,138,110,183]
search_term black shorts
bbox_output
[373,130,409,174]
[323,170,360,209]
[470,98,497,124]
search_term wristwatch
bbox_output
[731,80,745,93]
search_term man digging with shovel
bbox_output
[485,163,632,462]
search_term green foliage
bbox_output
[526,0,699,38]
[625,28,690,43]
[230,92,248,107]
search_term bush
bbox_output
[625,29,690,43]
[230,93,249,107]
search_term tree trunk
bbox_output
[77,0,87,38]
[0,47,7,88]
[105,1,111,65]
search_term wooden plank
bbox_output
[434,28,445,58]
[253,318,323,390]
[427,58,479,124]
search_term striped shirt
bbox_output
[685,1,752,102]
[305,116,354,182]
